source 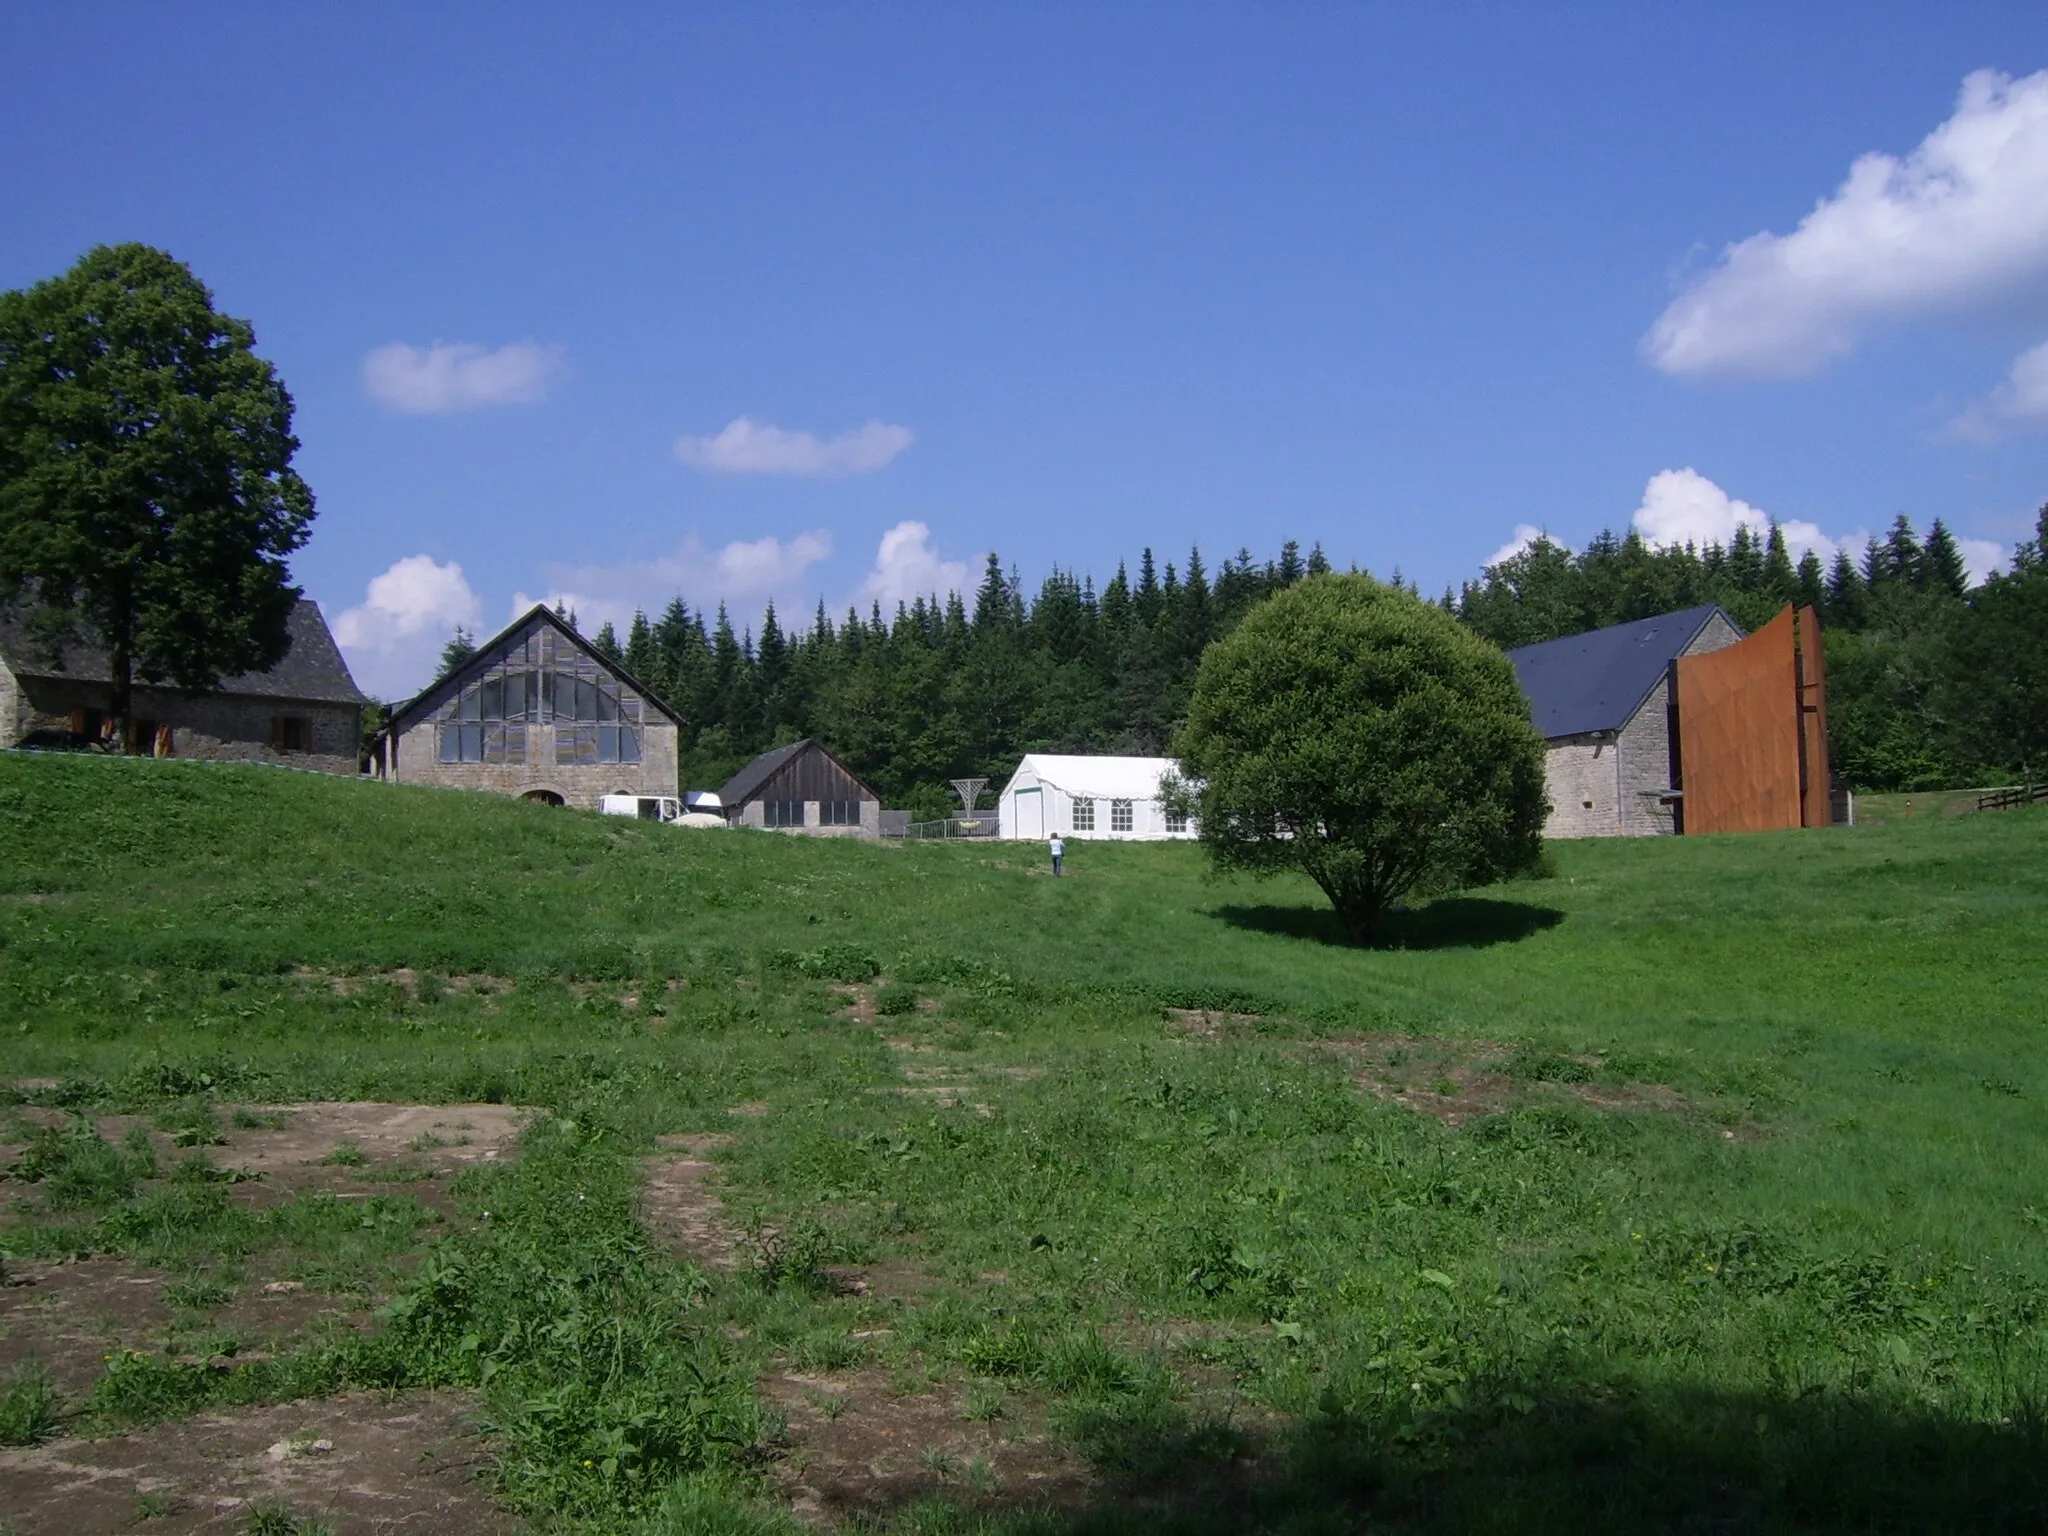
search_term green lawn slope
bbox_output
[3,752,2047,1532]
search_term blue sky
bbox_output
[5,3,2047,697]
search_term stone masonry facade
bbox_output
[736,799,883,837]
[1538,611,1742,838]
[387,609,680,811]
[2,664,361,776]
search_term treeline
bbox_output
[454,511,2044,809]
[1455,510,2048,792]
[577,544,1338,816]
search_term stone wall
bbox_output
[732,795,882,838]
[5,669,360,775]
[1543,612,1745,838]
[391,717,679,810]
[1539,736,1623,838]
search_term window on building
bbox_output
[1072,798,1095,832]
[1111,799,1134,833]
[763,800,806,827]
[821,800,862,826]
[273,715,311,753]
[1164,806,1188,833]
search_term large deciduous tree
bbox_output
[0,244,315,742]
[1171,573,1548,944]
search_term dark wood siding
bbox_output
[753,744,876,805]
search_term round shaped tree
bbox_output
[1171,574,1547,943]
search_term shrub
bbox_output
[1171,573,1547,943]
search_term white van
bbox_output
[600,794,683,823]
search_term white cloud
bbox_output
[1960,538,2008,585]
[1947,337,2048,440]
[1645,69,2048,378]
[517,530,837,638]
[674,416,914,477]
[1485,524,1559,568]
[330,554,485,699]
[363,341,564,413]
[858,521,970,609]
[1630,468,1847,566]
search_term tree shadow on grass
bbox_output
[1209,896,1563,951]
[846,1380,2048,1534]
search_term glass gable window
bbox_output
[1111,799,1135,833]
[1072,798,1095,831]
[430,625,646,769]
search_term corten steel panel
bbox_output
[1677,606,1802,834]
[1796,607,1832,829]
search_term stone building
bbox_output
[0,599,367,774]
[1506,604,1742,837]
[720,738,882,836]
[383,604,681,809]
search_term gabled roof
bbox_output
[1005,754,1179,800]
[719,737,879,806]
[1505,604,1734,739]
[719,739,813,805]
[0,598,368,705]
[389,604,683,728]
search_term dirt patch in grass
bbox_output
[762,1366,1094,1528]
[836,984,879,1026]
[0,1261,386,1408]
[290,967,515,1004]
[214,1103,530,1179]
[0,1387,516,1534]
[639,1133,741,1270]
[1164,1009,1265,1040]
[1309,1035,1694,1128]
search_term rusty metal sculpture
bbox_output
[1676,605,1830,835]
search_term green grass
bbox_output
[3,751,2047,1531]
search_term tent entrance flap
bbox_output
[1014,785,1043,838]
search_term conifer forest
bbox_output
[436,510,2048,811]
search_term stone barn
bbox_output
[720,738,881,836]
[384,604,681,810]
[1506,604,1742,837]
[0,599,367,774]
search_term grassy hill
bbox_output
[3,752,2046,1532]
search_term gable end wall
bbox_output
[1541,610,1745,839]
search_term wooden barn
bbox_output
[720,738,882,836]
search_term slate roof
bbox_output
[387,604,684,728]
[1505,604,1733,739]
[0,598,368,705]
[719,738,816,806]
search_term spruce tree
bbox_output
[1920,518,1970,598]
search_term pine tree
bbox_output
[1919,518,1969,598]
[592,620,621,662]
[1763,523,1797,601]
[1306,542,1332,577]
[1278,540,1305,586]
[623,610,654,680]
[1794,550,1827,615]
[436,625,476,681]
[1826,548,1868,629]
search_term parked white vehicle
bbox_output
[600,794,683,822]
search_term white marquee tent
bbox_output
[996,754,1198,841]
